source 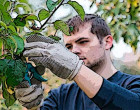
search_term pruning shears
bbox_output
[24,63,47,86]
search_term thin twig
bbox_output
[54,30,57,36]
[40,0,65,29]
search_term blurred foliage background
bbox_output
[92,0,140,52]
[0,0,140,109]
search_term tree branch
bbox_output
[40,0,65,29]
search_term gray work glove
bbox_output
[23,34,83,80]
[15,66,45,110]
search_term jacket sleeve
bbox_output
[91,78,140,110]
[40,89,58,110]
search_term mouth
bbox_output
[80,57,86,61]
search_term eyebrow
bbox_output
[75,37,89,43]
[65,37,89,46]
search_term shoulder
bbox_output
[118,71,140,90]
[121,71,140,83]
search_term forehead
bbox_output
[63,23,93,44]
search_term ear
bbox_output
[103,35,113,50]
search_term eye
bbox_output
[79,41,89,44]
[66,45,72,49]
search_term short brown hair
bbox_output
[66,14,111,43]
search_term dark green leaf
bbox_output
[6,59,26,88]
[0,59,8,75]
[46,0,58,12]
[12,35,24,55]
[48,35,61,41]
[9,21,16,27]
[0,38,3,56]
[38,9,50,21]
[24,32,42,37]
[6,36,17,53]
[54,20,70,36]
[69,26,74,33]
[0,54,13,59]
[67,1,85,21]
[0,59,10,76]
[0,80,1,86]
[13,14,27,27]
[2,81,16,107]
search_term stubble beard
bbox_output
[86,54,105,72]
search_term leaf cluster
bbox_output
[0,0,85,108]
[0,59,26,107]
[13,0,85,36]
[92,0,140,51]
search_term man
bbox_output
[15,14,140,110]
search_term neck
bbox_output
[92,52,117,79]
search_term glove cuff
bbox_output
[68,60,84,80]
[28,98,44,110]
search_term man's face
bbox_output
[64,23,106,69]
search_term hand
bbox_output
[15,65,45,109]
[23,34,83,80]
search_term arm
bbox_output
[74,65,140,110]
[74,65,103,98]
[23,35,140,110]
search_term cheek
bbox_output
[84,45,105,59]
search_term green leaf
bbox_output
[0,10,2,21]
[38,9,50,21]
[0,4,12,24]
[0,0,7,5]
[58,0,62,4]
[114,30,120,43]
[0,80,1,86]
[26,15,38,21]
[0,21,7,29]
[17,0,28,4]
[4,1,11,11]
[15,3,32,14]
[12,35,24,55]
[6,36,17,53]
[67,1,85,21]
[2,81,16,107]
[0,59,9,76]
[8,25,17,33]
[0,38,3,56]
[54,20,70,36]
[69,26,74,33]
[46,0,58,12]
[48,35,61,41]
[6,59,26,88]
[13,14,27,27]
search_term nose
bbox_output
[71,45,81,56]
